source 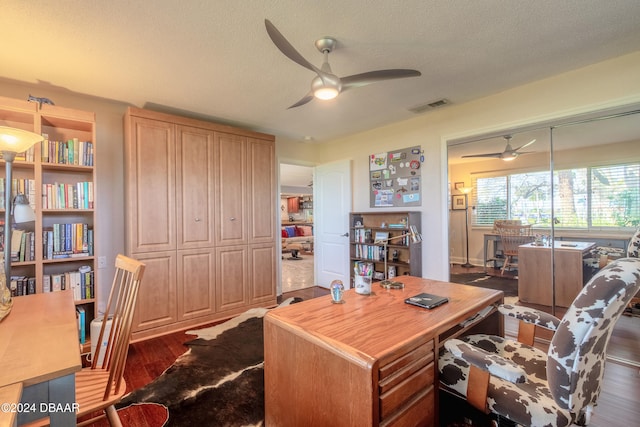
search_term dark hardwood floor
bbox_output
[85,283,638,427]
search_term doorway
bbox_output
[280,163,315,292]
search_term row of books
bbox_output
[43,223,94,259]
[0,178,36,210]
[352,228,373,243]
[9,276,36,296]
[43,269,95,301]
[353,244,386,261]
[42,181,94,210]
[41,137,94,166]
[9,269,95,302]
[0,145,36,163]
[11,230,35,262]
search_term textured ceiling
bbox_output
[3,0,640,144]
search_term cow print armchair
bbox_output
[439,257,640,427]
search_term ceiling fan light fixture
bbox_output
[311,75,341,100]
[313,86,339,100]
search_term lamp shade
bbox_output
[13,194,35,223]
[0,126,44,153]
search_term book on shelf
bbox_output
[43,269,94,300]
[43,223,92,259]
[76,306,86,344]
[41,137,94,166]
[9,276,36,297]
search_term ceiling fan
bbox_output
[265,19,421,109]
[462,135,536,161]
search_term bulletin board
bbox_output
[369,145,423,208]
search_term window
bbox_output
[471,162,640,229]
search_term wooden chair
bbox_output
[75,255,145,426]
[495,223,532,275]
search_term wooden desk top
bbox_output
[266,276,503,364]
[520,241,595,251]
[0,291,82,388]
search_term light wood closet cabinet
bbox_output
[124,107,276,341]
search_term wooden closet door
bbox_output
[132,251,178,331]
[214,132,247,246]
[248,137,276,243]
[176,125,215,249]
[125,116,176,253]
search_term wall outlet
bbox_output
[98,256,107,269]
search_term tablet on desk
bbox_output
[405,293,449,309]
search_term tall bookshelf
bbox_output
[349,211,422,287]
[0,95,96,353]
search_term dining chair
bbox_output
[74,254,145,426]
[439,257,640,427]
[495,223,533,275]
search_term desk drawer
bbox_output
[379,340,434,382]
[379,339,435,422]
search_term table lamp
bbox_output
[0,127,43,322]
[374,225,422,288]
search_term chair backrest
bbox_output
[547,257,640,416]
[493,219,522,233]
[627,228,640,257]
[496,224,533,255]
[91,254,145,400]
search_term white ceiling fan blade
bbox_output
[514,138,536,152]
[461,152,503,159]
[288,92,314,109]
[265,20,323,76]
[341,69,421,91]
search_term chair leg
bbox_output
[501,256,510,275]
[105,405,123,427]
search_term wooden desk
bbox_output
[518,241,595,307]
[264,276,503,427]
[0,291,82,426]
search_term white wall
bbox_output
[315,51,640,281]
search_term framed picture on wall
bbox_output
[454,181,464,191]
[452,195,466,210]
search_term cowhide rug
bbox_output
[118,298,302,427]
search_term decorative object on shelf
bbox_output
[330,280,345,304]
[0,126,43,322]
[374,225,422,288]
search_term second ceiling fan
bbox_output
[462,135,536,161]
[265,19,421,109]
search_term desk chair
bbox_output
[495,223,532,275]
[439,257,640,427]
[76,255,146,426]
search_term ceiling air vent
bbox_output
[409,99,449,114]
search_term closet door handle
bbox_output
[195,218,201,222]
[230,217,236,221]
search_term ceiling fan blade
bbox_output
[461,152,503,159]
[341,69,421,90]
[265,20,322,75]
[288,92,314,109]
[514,138,536,152]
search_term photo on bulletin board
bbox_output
[370,145,423,208]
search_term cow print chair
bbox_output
[439,257,640,427]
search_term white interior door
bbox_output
[314,160,351,288]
